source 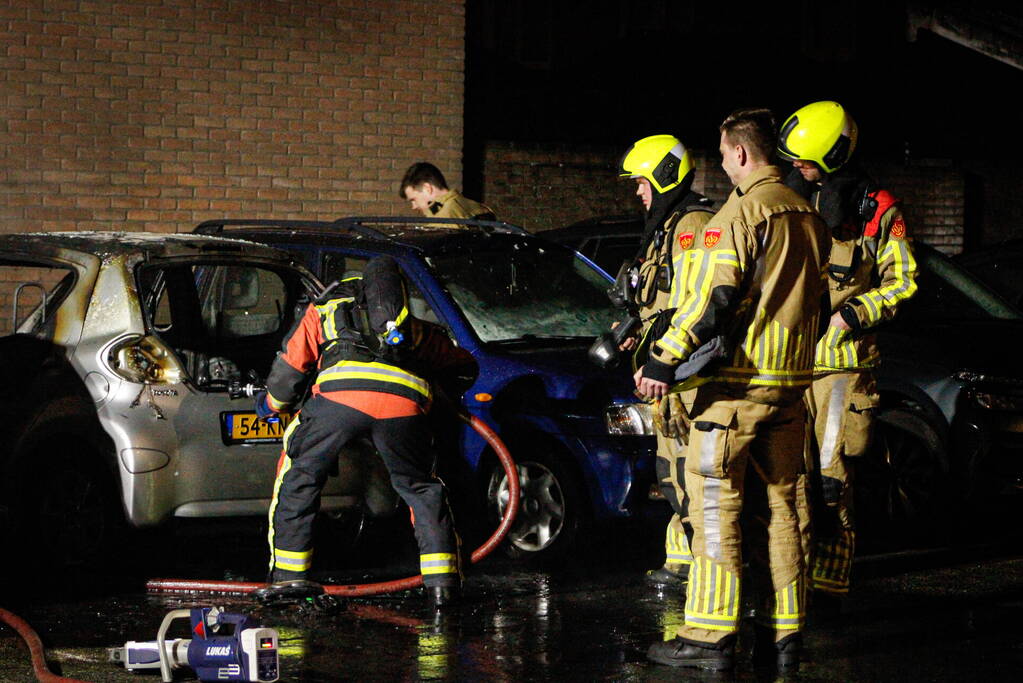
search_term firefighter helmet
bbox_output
[618,134,694,194]
[777,101,858,174]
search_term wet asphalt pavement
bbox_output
[2,512,1023,682]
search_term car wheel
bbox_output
[7,398,122,574]
[486,451,583,561]
[37,453,115,567]
[854,407,949,552]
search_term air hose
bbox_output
[146,412,518,597]
[0,607,89,683]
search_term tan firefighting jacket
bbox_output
[427,190,496,220]
[813,189,918,372]
[635,207,714,327]
[647,165,830,404]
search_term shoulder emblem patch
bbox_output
[678,232,694,250]
[704,228,721,248]
[890,216,906,239]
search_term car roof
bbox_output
[0,231,297,261]
[540,215,644,243]
[193,217,546,258]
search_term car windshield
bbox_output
[428,238,619,343]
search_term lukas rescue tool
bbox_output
[108,606,279,682]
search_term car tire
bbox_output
[486,449,585,562]
[6,397,123,574]
[854,406,950,553]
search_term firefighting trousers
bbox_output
[267,396,460,587]
[800,371,878,595]
[655,430,693,570]
[677,386,806,646]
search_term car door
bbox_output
[135,257,395,519]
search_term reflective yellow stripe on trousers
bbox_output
[420,553,458,576]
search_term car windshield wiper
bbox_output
[491,334,593,345]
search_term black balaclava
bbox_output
[784,163,872,232]
[639,171,698,252]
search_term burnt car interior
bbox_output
[137,261,306,390]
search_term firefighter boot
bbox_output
[753,626,802,672]
[253,579,324,603]
[646,637,735,671]
[427,585,461,612]
[253,570,325,604]
[645,563,689,588]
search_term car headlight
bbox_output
[605,403,654,436]
[106,334,185,384]
[972,392,1023,412]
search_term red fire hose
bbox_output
[0,607,89,683]
[146,412,519,597]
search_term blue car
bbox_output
[194,217,659,560]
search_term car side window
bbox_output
[320,253,440,325]
[200,266,288,339]
[138,262,299,389]
[0,261,76,338]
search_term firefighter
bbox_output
[615,134,714,587]
[640,108,829,671]
[256,256,475,610]
[777,100,918,604]
[400,162,496,220]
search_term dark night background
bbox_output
[464,0,1023,247]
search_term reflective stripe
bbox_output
[665,524,693,565]
[317,361,431,399]
[266,439,295,574]
[769,579,804,630]
[314,297,356,341]
[711,367,813,387]
[698,425,721,477]
[273,547,313,572]
[819,376,849,470]
[659,250,739,360]
[393,304,409,327]
[811,528,854,594]
[703,478,722,562]
[684,557,740,632]
[420,552,458,575]
[266,392,288,411]
[860,239,918,325]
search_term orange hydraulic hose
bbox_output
[0,607,90,683]
[146,412,519,598]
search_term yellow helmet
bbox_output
[777,101,858,174]
[618,134,694,193]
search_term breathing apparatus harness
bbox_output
[589,183,712,370]
[315,263,414,372]
[785,165,884,285]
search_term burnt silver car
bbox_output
[0,232,398,569]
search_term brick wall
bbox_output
[0,0,466,234]
[484,141,966,253]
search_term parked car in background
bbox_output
[0,232,407,572]
[863,241,1023,549]
[954,238,1023,309]
[539,214,643,275]
[194,217,660,561]
[545,217,1023,551]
